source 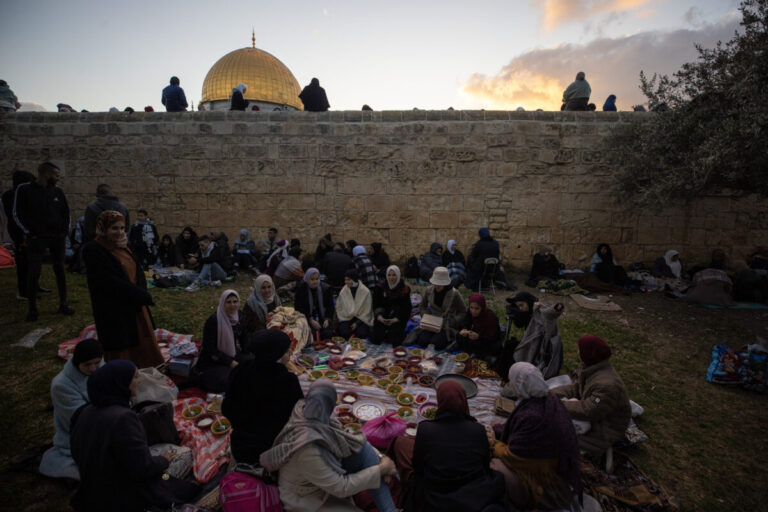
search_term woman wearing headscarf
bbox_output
[419,243,443,282]
[602,94,617,111]
[466,227,501,290]
[457,294,501,361]
[526,246,561,286]
[295,267,335,340]
[82,211,163,368]
[442,239,467,288]
[404,267,466,349]
[266,239,289,276]
[552,336,632,459]
[157,234,177,267]
[195,289,253,392]
[369,242,391,279]
[70,361,195,511]
[372,265,412,346]
[652,249,687,280]
[260,380,398,512]
[243,274,283,334]
[407,380,505,511]
[490,363,582,511]
[230,83,249,111]
[589,243,629,286]
[232,228,259,271]
[223,330,304,464]
[39,339,103,480]
[174,226,200,269]
[336,269,374,340]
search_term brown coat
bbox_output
[404,286,466,345]
[552,359,631,458]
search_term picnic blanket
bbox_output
[57,325,195,363]
[173,395,231,483]
[570,294,623,312]
[267,306,310,350]
[580,453,680,511]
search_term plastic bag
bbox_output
[134,367,178,403]
[361,412,406,450]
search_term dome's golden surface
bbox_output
[201,47,302,110]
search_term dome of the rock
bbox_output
[200,39,302,111]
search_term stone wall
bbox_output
[1,110,765,268]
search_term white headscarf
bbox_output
[664,250,682,278]
[236,83,247,93]
[508,362,549,402]
[386,265,401,289]
[447,240,456,254]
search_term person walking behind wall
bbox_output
[13,162,75,321]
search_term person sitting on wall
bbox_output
[174,226,200,270]
[561,71,591,111]
[273,247,305,289]
[526,246,561,287]
[372,265,411,347]
[602,94,617,111]
[298,78,331,112]
[161,76,188,112]
[336,269,374,340]
[294,267,335,341]
[551,336,632,460]
[195,289,253,392]
[589,243,629,286]
[419,243,443,282]
[230,83,249,111]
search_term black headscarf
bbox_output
[248,329,292,364]
[507,292,538,328]
[87,360,136,408]
[72,339,103,368]
[176,226,199,255]
[596,243,614,264]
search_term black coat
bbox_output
[222,361,303,464]
[12,181,71,239]
[321,251,353,287]
[442,249,466,266]
[230,89,249,111]
[531,253,560,280]
[294,281,335,324]
[298,83,330,112]
[372,280,411,324]
[410,413,505,512]
[197,311,251,369]
[70,404,171,511]
[82,242,154,352]
[467,237,500,282]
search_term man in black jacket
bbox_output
[13,162,75,321]
[1,169,35,299]
[83,184,129,244]
[321,242,353,291]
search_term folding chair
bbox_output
[478,257,499,296]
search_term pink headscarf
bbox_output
[217,289,240,358]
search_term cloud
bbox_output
[537,0,657,31]
[463,13,740,111]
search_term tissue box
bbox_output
[169,358,193,377]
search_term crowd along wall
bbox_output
[1,110,765,269]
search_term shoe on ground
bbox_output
[17,294,27,300]
[26,309,38,322]
[58,304,75,316]
[210,280,222,287]
[185,280,201,292]
[38,287,52,293]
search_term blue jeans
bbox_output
[342,442,396,512]
[199,262,226,284]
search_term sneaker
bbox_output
[210,280,222,287]
[58,304,75,316]
[26,309,38,322]
[185,279,201,292]
[37,287,52,293]
[17,294,27,300]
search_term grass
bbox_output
[1,268,766,511]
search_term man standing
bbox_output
[561,71,591,111]
[161,76,188,112]
[1,170,35,299]
[83,184,129,244]
[13,162,75,321]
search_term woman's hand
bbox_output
[310,319,321,330]
[322,319,329,328]
[485,425,496,448]
[230,360,239,368]
[379,455,397,477]
[459,329,469,337]
[351,322,357,331]
[162,452,176,462]
[468,331,479,340]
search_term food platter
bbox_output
[211,417,231,436]
[376,378,392,389]
[435,373,478,398]
[397,392,414,406]
[345,370,360,380]
[454,352,470,362]
[353,400,387,422]
[182,405,203,419]
[397,406,414,420]
[357,374,374,386]
[419,402,438,420]
[386,384,403,396]
[323,370,339,380]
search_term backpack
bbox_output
[220,472,282,512]
[404,256,419,279]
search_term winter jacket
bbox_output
[513,303,563,379]
[161,84,188,112]
[13,181,70,239]
[83,196,129,243]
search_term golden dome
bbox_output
[201,46,302,110]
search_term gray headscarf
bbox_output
[246,275,282,325]
[508,362,549,403]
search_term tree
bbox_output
[611,0,768,206]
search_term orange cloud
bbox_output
[464,68,565,111]
[538,0,656,30]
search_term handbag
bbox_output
[419,313,443,333]
[134,400,180,445]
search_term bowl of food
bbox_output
[344,422,362,433]
[418,375,435,387]
[332,336,346,344]
[341,391,359,404]
[297,354,315,368]
[328,356,344,370]
[324,370,339,380]
[376,378,392,389]
[313,342,327,351]
[415,392,429,405]
[329,346,343,355]
[337,411,357,425]
[371,367,388,377]
[419,402,438,420]
[402,372,420,382]
[394,359,408,368]
[343,357,356,368]
[345,369,361,380]
[407,355,422,365]
[195,414,215,430]
[388,365,403,375]
[454,352,470,362]
[397,406,414,420]
[397,392,415,406]
[182,405,204,419]
[308,370,324,381]
[406,364,421,374]
[335,404,352,415]
[353,400,387,422]
[386,384,404,396]
[357,374,375,386]
[211,417,232,436]
[389,374,403,384]
[410,348,424,357]
[393,347,408,358]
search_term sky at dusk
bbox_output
[0,0,741,112]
